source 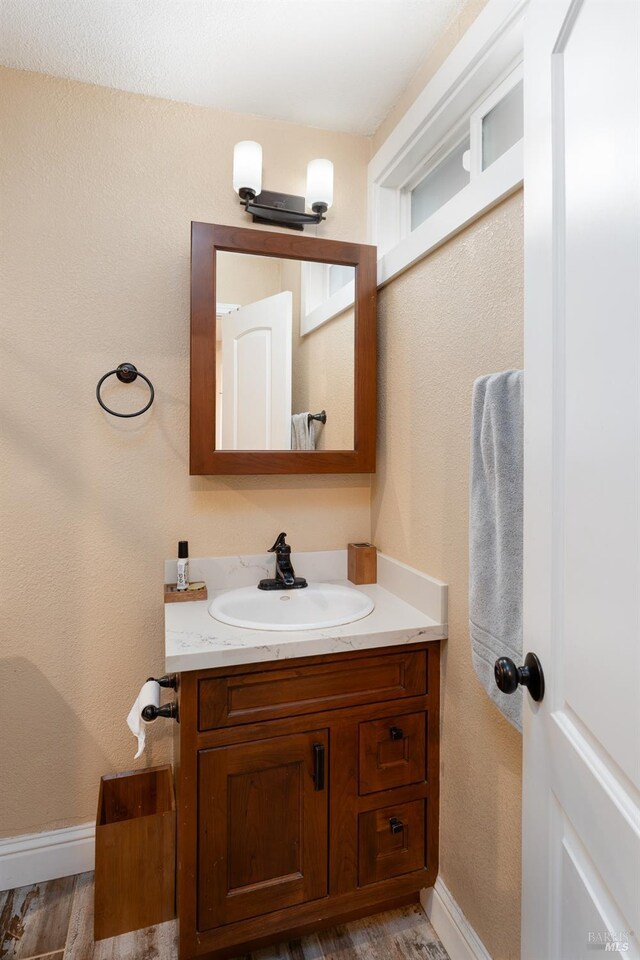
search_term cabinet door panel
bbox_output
[198,730,328,930]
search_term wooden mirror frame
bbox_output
[190,222,377,475]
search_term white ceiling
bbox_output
[0,0,465,135]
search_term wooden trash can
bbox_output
[94,764,176,940]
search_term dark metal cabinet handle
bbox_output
[389,726,403,741]
[494,652,545,703]
[389,817,404,834]
[313,742,325,791]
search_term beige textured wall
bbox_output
[372,192,524,960]
[216,251,284,307]
[0,67,371,837]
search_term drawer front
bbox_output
[198,651,427,730]
[359,711,426,795]
[358,799,425,886]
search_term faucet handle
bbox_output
[269,532,289,553]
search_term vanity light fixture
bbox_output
[232,140,333,231]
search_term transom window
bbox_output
[481,78,523,171]
[409,134,471,232]
[368,0,527,287]
[407,66,523,235]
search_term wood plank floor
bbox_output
[0,873,449,960]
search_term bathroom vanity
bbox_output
[178,222,446,956]
[165,550,447,960]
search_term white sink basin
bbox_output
[208,582,374,631]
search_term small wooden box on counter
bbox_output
[348,542,377,584]
[94,765,176,940]
[164,581,207,603]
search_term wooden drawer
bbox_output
[358,800,425,886]
[198,651,427,730]
[359,711,426,795]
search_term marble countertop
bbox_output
[164,550,448,672]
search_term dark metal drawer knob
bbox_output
[494,652,545,702]
[389,726,403,741]
[389,817,404,834]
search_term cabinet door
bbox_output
[198,730,328,930]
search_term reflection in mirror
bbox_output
[215,252,355,452]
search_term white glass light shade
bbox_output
[233,141,262,196]
[306,158,334,210]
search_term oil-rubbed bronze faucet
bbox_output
[258,532,308,590]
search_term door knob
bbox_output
[389,726,403,741]
[494,652,545,703]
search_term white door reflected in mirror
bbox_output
[217,292,292,450]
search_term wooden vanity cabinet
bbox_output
[175,641,440,960]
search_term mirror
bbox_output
[215,252,355,451]
[190,223,376,475]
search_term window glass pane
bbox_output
[328,264,354,296]
[410,137,470,231]
[482,79,523,170]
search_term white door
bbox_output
[522,2,639,958]
[220,291,292,450]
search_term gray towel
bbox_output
[469,370,523,731]
[291,413,316,450]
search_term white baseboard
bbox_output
[422,877,493,960]
[0,823,95,891]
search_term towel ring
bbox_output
[96,363,155,418]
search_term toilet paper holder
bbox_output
[148,674,177,689]
[142,675,179,722]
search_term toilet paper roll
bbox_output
[127,680,160,760]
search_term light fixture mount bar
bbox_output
[240,189,326,231]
